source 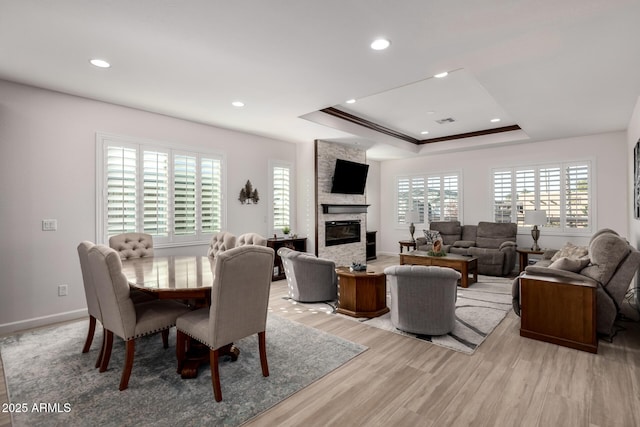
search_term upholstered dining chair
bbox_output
[236,232,267,247]
[88,245,191,390]
[77,241,104,367]
[384,265,461,336]
[176,245,275,401]
[109,232,155,260]
[207,231,237,258]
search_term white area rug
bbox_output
[284,275,513,354]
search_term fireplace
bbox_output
[325,220,361,246]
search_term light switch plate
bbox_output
[42,219,57,231]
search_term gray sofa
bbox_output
[416,221,517,276]
[512,228,640,338]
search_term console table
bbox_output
[267,237,307,280]
[519,274,597,353]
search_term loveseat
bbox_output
[511,228,640,338]
[415,221,517,276]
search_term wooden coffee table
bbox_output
[399,251,478,288]
[335,266,389,318]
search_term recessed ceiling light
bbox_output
[434,71,448,78]
[490,118,501,123]
[420,131,430,135]
[426,111,436,115]
[90,59,111,68]
[370,38,391,50]
[231,101,245,107]
[346,99,356,104]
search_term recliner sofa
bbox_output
[416,221,517,276]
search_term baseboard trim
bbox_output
[0,309,88,336]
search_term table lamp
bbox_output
[406,210,420,242]
[524,210,547,251]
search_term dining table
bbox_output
[121,254,239,378]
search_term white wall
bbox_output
[627,96,640,304]
[379,132,629,255]
[0,80,297,333]
[365,159,381,252]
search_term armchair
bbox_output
[384,265,461,335]
[277,247,338,302]
[512,229,640,338]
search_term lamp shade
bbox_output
[406,210,420,224]
[524,210,547,226]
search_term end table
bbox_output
[399,240,416,253]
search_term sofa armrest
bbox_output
[499,241,517,251]
[523,265,598,285]
[452,240,476,248]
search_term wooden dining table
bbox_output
[121,255,239,378]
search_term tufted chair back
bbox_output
[236,232,267,247]
[109,233,154,260]
[208,231,237,258]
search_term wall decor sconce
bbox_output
[239,180,259,204]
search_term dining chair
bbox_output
[236,232,267,247]
[77,241,104,368]
[88,244,191,390]
[109,232,155,260]
[176,245,275,401]
[207,231,237,258]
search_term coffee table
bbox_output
[399,251,478,288]
[335,266,389,318]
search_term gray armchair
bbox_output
[176,245,275,401]
[277,247,338,302]
[512,229,640,338]
[384,265,461,335]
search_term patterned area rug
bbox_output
[284,275,513,354]
[0,313,366,426]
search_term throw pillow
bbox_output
[550,242,589,262]
[423,229,442,245]
[548,256,590,272]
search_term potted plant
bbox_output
[282,226,290,236]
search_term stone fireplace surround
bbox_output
[315,140,368,267]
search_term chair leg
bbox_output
[210,349,222,402]
[176,330,187,374]
[119,340,135,391]
[82,315,96,353]
[95,327,106,369]
[258,331,269,377]
[161,329,169,349]
[99,330,114,373]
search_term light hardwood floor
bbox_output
[2,255,639,426]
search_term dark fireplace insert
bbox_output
[325,220,361,246]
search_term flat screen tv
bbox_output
[330,159,369,194]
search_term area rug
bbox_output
[284,275,513,355]
[0,313,366,427]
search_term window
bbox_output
[270,161,292,233]
[97,133,224,246]
[397,172,460,225]
[492,161,591,233]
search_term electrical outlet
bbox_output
[58,284,68,297]
[42,219,58,231]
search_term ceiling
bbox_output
[2,1,640,160]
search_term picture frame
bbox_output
[635,140,640,219]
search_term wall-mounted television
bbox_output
[330,159,369,194]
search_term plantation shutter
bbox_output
[565,164,590,229]
[174,154,197,235]
[106,146,137,235]
[273,166,290,228]
[201,157,222,234]
[427,176,441,222]
[539,167,561,228]
[516,169,536,225]
[397,177,410,224]
[443,175,458,221]
[411,177,425,223]
[493,170,512,223]
[142,150,169,236]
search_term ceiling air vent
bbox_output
[436,117,455,124]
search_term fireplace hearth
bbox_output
[325,220,361,246]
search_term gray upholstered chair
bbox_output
[236,232,267,247]
[512,229,640,338]
[77,241,103,367]
[384,265,461,335]
[176,245,275,401]
[207,231,237,258]
[88,245,190,390]
[277,247,338,302]
[109,233,155,260]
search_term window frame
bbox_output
[96,132,226,247]
[396,170,462,228]
[269,160,294,236]
[491,159,594,236]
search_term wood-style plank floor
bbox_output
[1,255,639,427]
